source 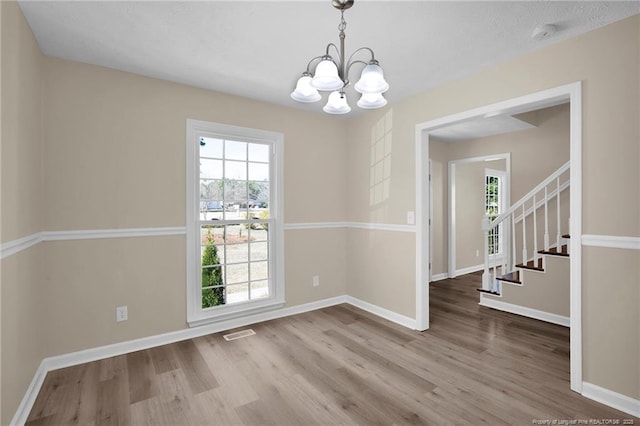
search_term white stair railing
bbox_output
[482,161,570,293]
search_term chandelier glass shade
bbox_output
[353,63,389,94]
[311,58,343,91]
[356,92,387,109]
[323,91,352,114]
[290,73,321,103]
[290,0,389,114]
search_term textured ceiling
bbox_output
[18,1,640,115]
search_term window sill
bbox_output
[187,299,286,328]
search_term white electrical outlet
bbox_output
[116,306,128,322]
[476,249,480,257]
[312,275,320,287]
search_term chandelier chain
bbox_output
[338,11,347,32]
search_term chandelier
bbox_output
[290,0,389,114]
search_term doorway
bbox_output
[447,154,510,278]
[414,81,582,393]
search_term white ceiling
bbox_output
[18,1,640,115]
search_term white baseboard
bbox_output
[46,295,349,373]
[455,263,484,276]
[11,294,417,425]
[345,296,418,330]
[479,295,570,327]
[582,382,640,418]
[9,360,48,426]
[431,272,449,282]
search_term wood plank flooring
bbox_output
[27,272,638,425]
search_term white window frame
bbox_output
[485,168,508,262]
[186,119,284,327]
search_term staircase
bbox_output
[477,161,570,297]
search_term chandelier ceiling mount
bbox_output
[331,0,354,11]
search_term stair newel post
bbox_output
[544,186,550,251]
[522,204,528,264]
[482,216,491,291]
[533,194,538,263]
[556,177,562,251]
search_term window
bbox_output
[186,120,284,326]
[485,169,506,257]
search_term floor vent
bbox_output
[223,329,256,341]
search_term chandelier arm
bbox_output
[345,59,369,80]
[325,43,343,69]
[346,47,376,68]
[305,55,327,73]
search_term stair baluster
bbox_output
[522,204,528,264]
[482,216,491,291]
[544,186,550,251]
[533,194,538,263]
[556,177,562,251]
[478,161,570,296]
[511,212,516,272]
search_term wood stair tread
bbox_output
[516,259,544,272]
[476,288,501,296]
[562,234,570,239]
[495,271,521,285]
[538,245,569,257]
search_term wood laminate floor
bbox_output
[27,272,638,425]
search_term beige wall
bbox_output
[1,1,43,241]
[454,158,506,271]
[583,247,639,399]
[345,109,418,317]
[346,14,639,399]
[0,2,45,424]
[285,229,347,306]
[453,161,484,271]
[428,140,449,278]
[1,246,45,423]
[486,255,571,318]
[448,104,570,202]
[40,55,349,349]
[42,237,186,356]
[346,229,416,317]
[43,57,349,230]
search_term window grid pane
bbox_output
[199,138,271,309]
[485,175,501,256]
